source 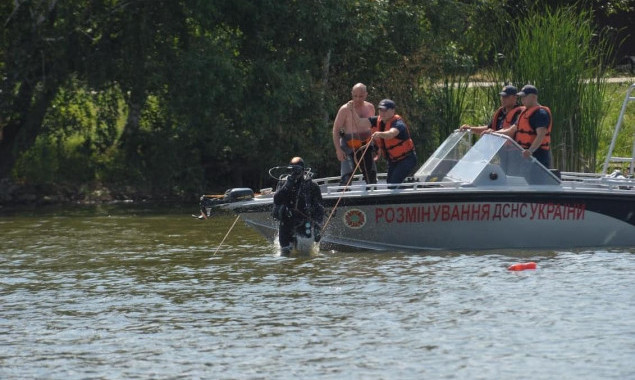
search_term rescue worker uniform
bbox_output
[370,102,417,184]
[515,105,553,168]
[491,85,524,131]
[490,105,524,131]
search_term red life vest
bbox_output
[491,106,525,130]
[515,105,552,150]
[372,115,415,162]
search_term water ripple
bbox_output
[1,211,634,379]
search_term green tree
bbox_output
[0,1,83,179]
[3,0,627,201]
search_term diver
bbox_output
[272,157,324,256]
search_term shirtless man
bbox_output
[332,83,377,185]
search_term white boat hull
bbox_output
[218,131,635,252]
[231,190,635,251]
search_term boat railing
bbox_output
[313,173,370,187]
[560,170,635,191]
[323,180,463,195]
[560,172,605,180]
[602,83,635,176]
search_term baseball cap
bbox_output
[378,99,396,110]
[517,84,538,96]
[499,85,518,96]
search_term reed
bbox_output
[496,6,611,171]
[579,75,610,171]
[434,74,471,142]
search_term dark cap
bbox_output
[517,84,538,96]
[378,99,396,110]
[499,85,518,96]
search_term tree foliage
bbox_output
[0,0,629,200]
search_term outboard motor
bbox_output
[198,187,254,219]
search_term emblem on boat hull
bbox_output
[344,208,367,229]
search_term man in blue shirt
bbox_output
[369,99,417,184]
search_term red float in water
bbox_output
[508,262,537,271]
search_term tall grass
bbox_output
[433,74,471,143]
[495,6,612,171]
[579,75,609,170]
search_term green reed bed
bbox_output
[434,75,471,140]
[494,6,612,172]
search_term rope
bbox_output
[347,100,375,185]
[213,214,241,255]
[322,140,373,232]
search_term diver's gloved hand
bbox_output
[283,177,296,190]
[313,224,322,242]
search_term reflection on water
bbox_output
[1,205,634,379]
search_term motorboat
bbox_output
[206,84,635,251]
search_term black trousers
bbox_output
[278,217,296,249]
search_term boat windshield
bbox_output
[414,131,472,182]
[414,131,560,186]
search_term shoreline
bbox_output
[0,178,198,209]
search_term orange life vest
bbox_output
[342,130,372,150]
[342,102,373,149]
[515,105,552,150]
[491,106,525,130]
[372,115,416,162]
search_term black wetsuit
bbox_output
[273,175,324,254]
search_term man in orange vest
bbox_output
[460,85,524,134]
[370,99,417,184]
[496,84,553,168]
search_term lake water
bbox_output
[1,205,634,379]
